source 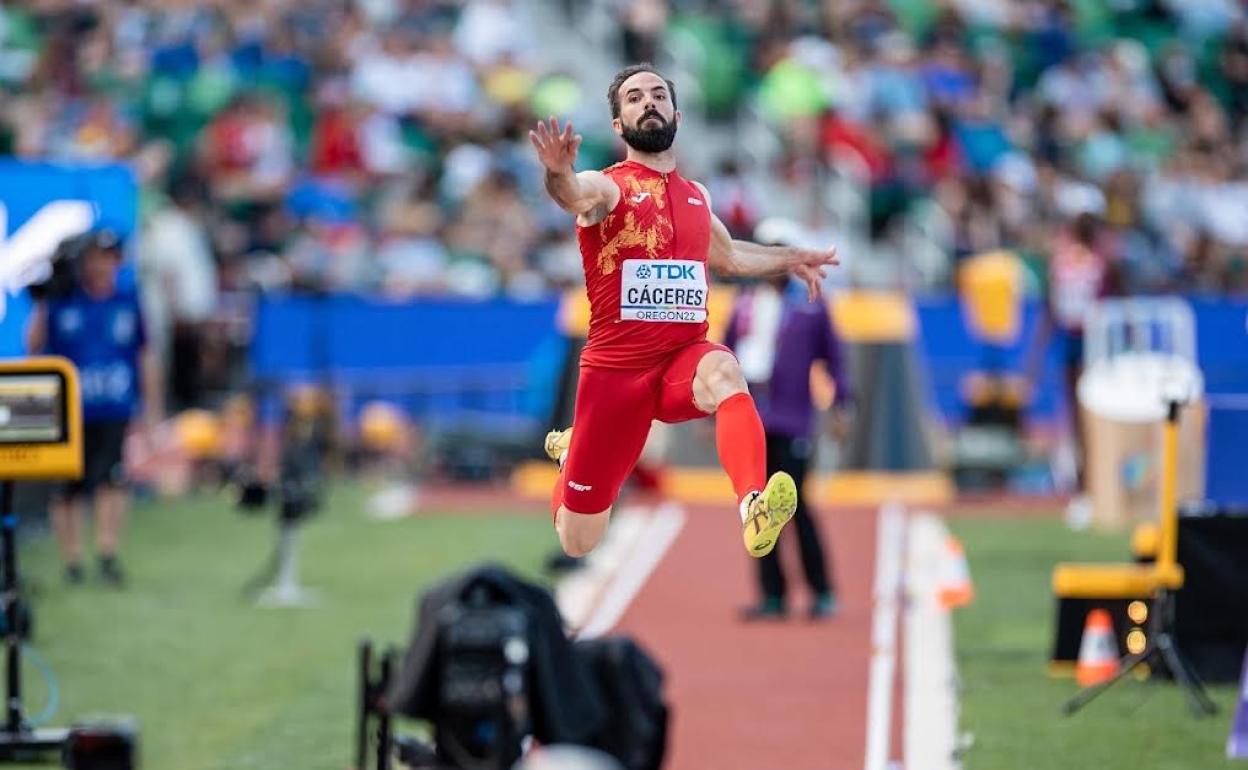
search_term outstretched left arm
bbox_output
[696,183,838,302]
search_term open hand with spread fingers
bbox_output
[790,245,839,303]
[529,117,582,172]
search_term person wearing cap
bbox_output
[724,218,851,621]
[26,230,163,587]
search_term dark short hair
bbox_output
[607,63,678,119]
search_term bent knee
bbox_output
[560,536,597,559]
[697,356,748,410]
[556,506,611,557]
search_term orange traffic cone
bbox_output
[938,536,975,609]
[1075,609,1122,687]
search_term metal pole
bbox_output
[1,481,22,735]
[1158,400,1181,576]
[356,640,373,770]
[376,651,393,770]
[274,523,298,598]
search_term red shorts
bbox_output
[560,340,732,514]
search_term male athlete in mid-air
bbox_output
[531,63,838,559]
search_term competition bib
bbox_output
[619,259,708,323]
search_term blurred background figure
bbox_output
[138,173,219,413]
[1044,210,1117,523]
[25,230,162,587]
[724,218,852,621]
[357,399,426,521]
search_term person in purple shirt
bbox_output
[724,231,852,620]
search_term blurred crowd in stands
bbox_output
[619,0,1248,297]
[2,0,1247,405]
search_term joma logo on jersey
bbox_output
[644,264,696,280]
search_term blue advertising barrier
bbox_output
[1192,300,1248,509]
[1206,395,1248,509]
[249,294,1247,485]
[250,295,567,437]
[913,297,1066,423]
[1190,298,1248,396]
[912,296,1248,506]
[913,297,1248,419]
[0,160,138,356]
[253,295,1075,429]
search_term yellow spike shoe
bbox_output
[741,471,798,558]
[544,427,573,466]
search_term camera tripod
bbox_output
[1063,398,1219,717]
[1062,584,1218,716]
[0,482,68,763]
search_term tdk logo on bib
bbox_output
[620,259,708,323]
[650,264,696,280]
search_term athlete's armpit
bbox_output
[579,200,610,227]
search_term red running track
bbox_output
[615,504,879,770]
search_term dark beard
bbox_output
[621,115,677,153]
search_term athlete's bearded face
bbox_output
[614,72,679,154]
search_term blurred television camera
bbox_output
[27,230,123,304]
[356,565,668,770]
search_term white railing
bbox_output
[1084,297,1197,370]
[1079,297,1203,423]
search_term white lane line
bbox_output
[557,502,686,640]
[905,513,960,770]
[865,502,906,770]
[556,508,647,628]
[578,502,685,639]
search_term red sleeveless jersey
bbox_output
[576,160,712,369]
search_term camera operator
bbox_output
[25,230,163,587]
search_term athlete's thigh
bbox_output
[654,340,735,424]
[562,365,657,513]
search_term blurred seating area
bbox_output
[4,1,1244,310]
[0,0,593,310]
[598,0,1248,297]
[2,0,1247,453]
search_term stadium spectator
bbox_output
[138,174,219,411]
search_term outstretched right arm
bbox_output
[530,117,620,226]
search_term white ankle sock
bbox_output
[739,491,760,523]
